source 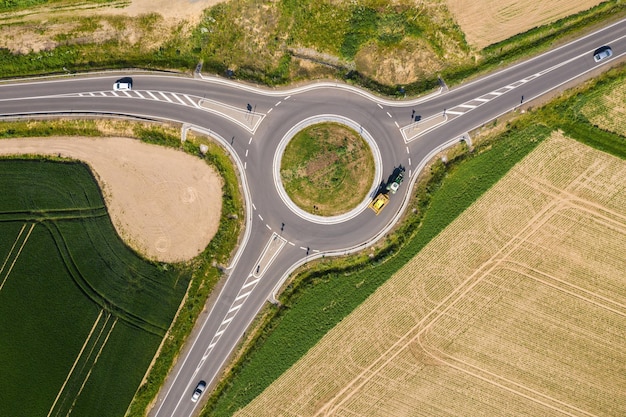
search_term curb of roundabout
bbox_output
[272,114,383,225]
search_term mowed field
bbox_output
[447,0,603,49]
[235,133,626,416]
[0,160,190,417]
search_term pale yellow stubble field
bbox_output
[236,132,626,417]
[446,0,604,49]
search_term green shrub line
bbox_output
[202,64,626,415]
[0,119,244,417]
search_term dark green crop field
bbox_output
[0,159,190,417]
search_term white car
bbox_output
[593,46,612,62]
[113,79,132,91]
[191,380,206,403]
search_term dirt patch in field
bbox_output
[447,0,603,49]
[355,38,443,86]
[0,137,222,263]
[105,0,224,24]
[0,0,226,24]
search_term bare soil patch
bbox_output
[0,137,222,263]
[105,0,224,24]
[447,0,603,49]
[237,133,626,416]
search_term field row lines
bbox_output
[417,330,596,417]
[514,166,626,227]
[0,223,35,293]
[416,258,621,417]
[47,311,117,417]
[504,261,626,316]
[316,196,569,416]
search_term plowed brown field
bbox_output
[236,132,626,417]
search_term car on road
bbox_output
[113,78,133,91]
[191,380,206,403]
[386,170,405,194]
[593,46,613,62]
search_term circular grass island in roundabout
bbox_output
[280,122,375,217]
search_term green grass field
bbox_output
[0,159,190,417]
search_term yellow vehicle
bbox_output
[369,193,389,215]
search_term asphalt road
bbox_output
[1,17,625,417]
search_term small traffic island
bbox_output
[280,122,375,217]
